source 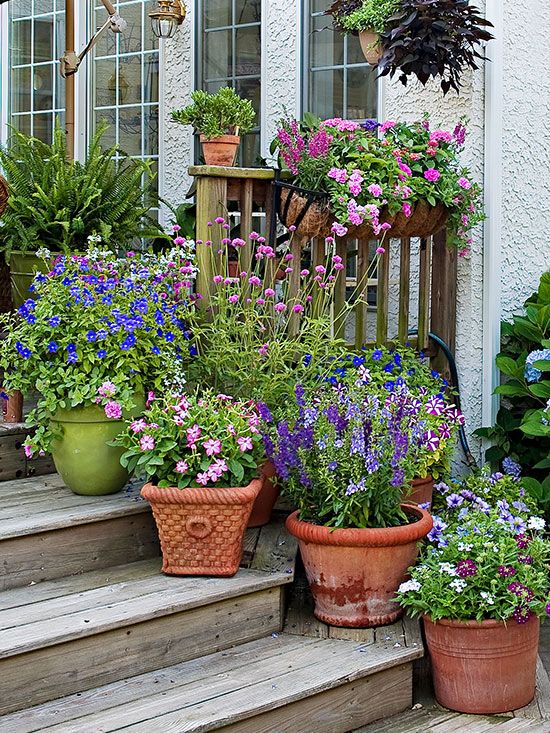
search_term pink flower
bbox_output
[173,414,185,426]
[202,438,222,456]
[98,381,117,398]
[376,246,386,255]
[264,288,275,297]
[293,303,305,313]
[173,236,185,246]
[458,177,472,189]
[146,391,156,407]
[259,343,269,356]
[140,435,155,451]
[315,265,326,274]
[231,238,246,248]
[104,400,122,420]
[403,202,412,218]
[275,302,287,313]
[284,267,293,274]
[249,275,262,287]
[380,120,396,134]
[348,170,363,196]
[367,183,383,198]
[300,269,310,277]
[186,424,202,446]
[175,460,189,474]
[237,436,253,452]
[424,169,441,182]
[130,418,147,433]
[213,275,223,284]
[24,444,33,459]
[228,294,239,304]
[214,216,225,224]
[195,472,210,486]
[398,162,412,176]
[331,222,348,237]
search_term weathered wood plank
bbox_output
[375,246,390,344]
[189,166,275,181]
[0,514,160,591]
[354,238,369,349]
[284,574,329,639]
[195,175,228,303]
[328,626,375,643]
[417,237,432,351]
[0,433,26,480]
[514,657,549,720]
[333,240,347,340]
[0,587,284,716]
[250,519,297,577]
[397,237,411,342]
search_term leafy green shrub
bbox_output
[335,0,401,33]
[0,124,158,256]
[171,88,255,140]
[476,273,550,508]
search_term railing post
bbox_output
[430,229,458,373]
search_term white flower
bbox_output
[458,543,473,552]
[528,516,545,531]
[450,579,467,593]
[480,592,494,605]
[439,562,458,576]
[398,579,421,593]
[87,234,102,243]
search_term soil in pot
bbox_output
[50,396,145,496]
[248,461,281,528]
[200,134,240,167]
[286,504,433,628]
[142,478,262,576]
[424,615,540,714]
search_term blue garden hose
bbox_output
[408,329,478,468]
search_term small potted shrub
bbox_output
[115,391,264,576]
[172,88,255,167]
[326,0,401,64]
[0,243,196,495]
[0,124,158,307]
[398,474,550,713]
[260,379,435,627]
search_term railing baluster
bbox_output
[398,237,411,343]
[375,245,390,345]
[355,238,369,350]
[417,236,432,351]
[333,240,347,341]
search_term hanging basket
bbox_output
[277,182,448,241]
[0,176,8,217]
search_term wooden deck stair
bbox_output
[0,474,424,732]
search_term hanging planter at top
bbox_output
[326,0,494,95]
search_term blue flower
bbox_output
[86,330,97,342]
[164,332,175,343]
[67,343,76,352]
[15,341,32,359]
[67,351,78,363]
[189,344,198,357]
[503,457,521,479]
[97,349,107,359]
[353,355,365,367]
[524,349,550,383]
[120,334,137,351]
[362,119,379,132]
[151,346,161,355]
[383,362,394,373]
[372,349,383,361]
[49,316,60,327]
[47,341,58,353]
[303,353,312,367]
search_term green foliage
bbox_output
[114,391,264,489]
[476,273,550,498]
[171,88,255,139]
[0,123,159,256]
[338,0,401,33]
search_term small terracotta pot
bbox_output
[359,29,382,65]
[141,478,261,576]
[407,475,434,506]
[200,134,240,167]
[248,461,281,528]
[286,504,433,628]
[424,615,540,714]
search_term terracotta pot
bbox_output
[286,504,433,628]
[141,478,261,576]
[407,475,434,506]
[248,461,281,528]
[359,30,382,65]
[200,134,240,167]
[424,615,540,714]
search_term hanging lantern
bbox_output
[149,0,187,39]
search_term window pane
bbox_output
[34,16,54,63]
[95,109,117,148]
[35,0,54,14]
[143,56,159,103]
[94,58,118,107]
[310,13,343,68]
[235,26,261,77]
[347,33,368,66]
[11,20,32,65]
[11,0,32,19]
[118,106,142,156]
[11,67,32,112]
[12,115,32,136]
[310,68,344,119]
[204,29,232,80]
[119,2,143,54]
[33,65,53,112]
[94,8,117,57]
[236,77,260,119]
[143,108,159,156]
[203,0,231,29]
[119,55,142,105]
[235,0,261,25]
[347,67,377,120]
[33,112,53,142]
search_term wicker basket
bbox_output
[0,176,8,218]
[279,187,448,241]
[141,478,262,576]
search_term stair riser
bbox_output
[0,587,284,716]
[1,515,160,591]
[219,663,412,733]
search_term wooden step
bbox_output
[0,474,159,590]
[0,623,423,733]
[0,552,295,716]
[0,421,55,482]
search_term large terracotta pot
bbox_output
[248,461,281,528]
[286,504,432,628]
[200,134,240,167]
[424,615,540,714]
[407,475,434,506]
[359,30,382,65]
[141,478,262,576]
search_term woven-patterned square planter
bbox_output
[141,478,262,576]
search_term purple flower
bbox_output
[456,559,477,578]
[502,457,521,478]
[362,119,379,132]
[446,493,464,509]
[498,565,516,577]
[513,607,533,625]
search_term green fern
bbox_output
[0,122,161,256]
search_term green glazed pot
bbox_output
[8,251,53,309]
[50,397,145,496]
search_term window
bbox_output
[197,0,262,165]
[304,0,377,121]
[8,0,65,143]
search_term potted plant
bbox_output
[114,391,264,576]
[398,473,550,713]
[326,0,401,64]
[378,0,494,94]
[0,124,159,308]
[272,116,484,253]
[172,88,256,167]
[260,378,435,627]
[0,242,196,495]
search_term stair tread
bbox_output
[0,558,294,659]
[0,475,149,539]
[0,629,423,733]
